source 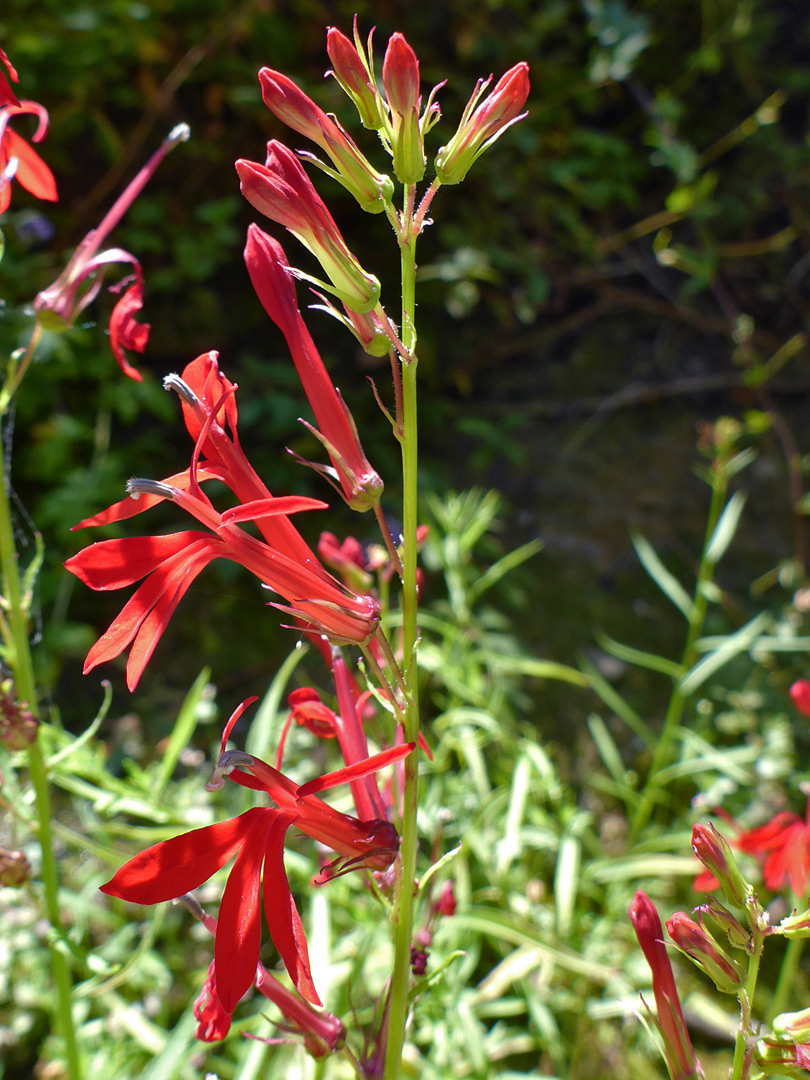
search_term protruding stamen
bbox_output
[166,122,191,147]
[126,477,177,500]
[163,373,202,410]
[205,748,255,791]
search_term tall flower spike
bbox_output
[244,225,383,511]
[258,68,393,213]
[0,101,57,215]
[237,141,381,312]
[628,891,701,1080]
[381,32,425,184]
[34,123,189,379]
[435,62,530,185]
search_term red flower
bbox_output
[0,101,57,215]
[102,699,413,1014]
[237,141,380,312]
[244,226,383,511]
[791,679,810,717]
[34,124,188,379]
[0,47,20,109]
[435,62,530,185]
[628,891,699,1080]
[65,353,380,688]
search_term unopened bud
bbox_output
[326,24,387,131]
[382,33,425,184]
[790,679,810,718]
[666,912,743,993]
[0,686,38,750]
[0,847,32,887]
[695,898,751,950]
[692,822,749,907]
[773,1007,810,1042]
[777,907,810,939]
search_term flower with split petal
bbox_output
[66,352,379,688]
[0,100,57,215]
[101,699,412,1013]
[34,124,188,379]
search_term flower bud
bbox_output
[382,33,425,184]
[0,847,31,887]
[326,24,386,130]
[754,1036,810,1073]
[773,1007,810,1043]
[0,684,38,750]
[692,822,749,907]
[776,907,810,939]
[694,898,751,950]
[666,912,743,993]
[435,62,529,185]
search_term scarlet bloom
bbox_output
[628,891,699,1080]
[791,678,810,717]
[237,141,380,312]
[435,62,530,185]
[65,352,381,689]
[34,124,189,379]
[0,47,20,108]
[694,802,810,897]
[101,699,412,1014]
[0,100,57,215]
[244,225,383,511]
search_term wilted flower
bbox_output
[34,123,189,379]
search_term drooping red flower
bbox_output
[65,352,381,688]
[244,226,383,511]
[34,124,188,379]
[0,101,57,215]
[101,699,412,1013]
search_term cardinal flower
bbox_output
[244,225,383,511]
[66,352,380,689]
[101,698,412,1013]
[0,100,57,215]
[34,123,188,378]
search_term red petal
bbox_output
[220,496,328,526]
[65,531,209,590]
[215,810,273,1013]
[70,467,224,530]
[0,71,19,109]
[4,129,57,201]
[109,278,149,381]
[297,742,415,798]
[261,811,321,1005]
[219,696,260,755]
[100,809,263,903]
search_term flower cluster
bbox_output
[68,18,529,1059]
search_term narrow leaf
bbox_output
[632,533,693,618]
[705,490,746,564]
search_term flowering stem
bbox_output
[730,932,763,1080]
[383,186,420,1080]
[0,358,82,1078]
[630,464,728,842]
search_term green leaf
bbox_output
[467,539,543,605]
[578,654,654,746]
[705,490,746,564]
[680,612,771,695]
[153,667,210,796]
[596,632,683,678]
[632,533,693,618]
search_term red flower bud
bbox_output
[791,678,810,717]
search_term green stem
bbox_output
[630,467,728,842]
[730,932,763,1080]
[383,190,420,1080]
[0,338,82,1079]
